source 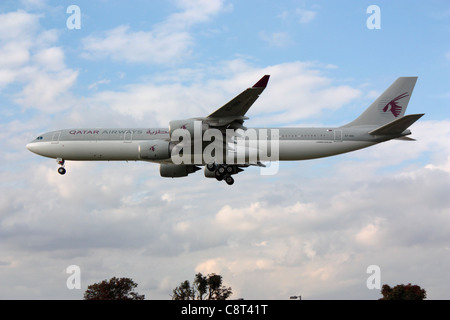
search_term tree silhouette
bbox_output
[380,283,426,300]
[171,273,232,300]
[84,277,145,300]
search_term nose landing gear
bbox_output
[57,158,66,175]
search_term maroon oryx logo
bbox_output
[382,92,408,117]
[149,145,156,152]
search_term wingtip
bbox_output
[252,75,270,88]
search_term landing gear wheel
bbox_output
[56,158,66,175]
[217,165,226,175]
[226,165,234,174]
[207,163,216,171]
[225,175,234,185]
[215,170,224,181]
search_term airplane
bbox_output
[26,75,424,185]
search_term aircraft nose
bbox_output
[26,142,38,153]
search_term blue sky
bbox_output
[1,0,449,300]
[2,1,449,126]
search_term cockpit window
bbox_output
[36,136,43,140]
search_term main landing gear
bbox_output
[57,158,66,175]
[207,163,241,185]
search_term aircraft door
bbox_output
[52,131,61,144]
[334,130,342,142]
[124,130,132,143]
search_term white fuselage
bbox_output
[26,127,378,164]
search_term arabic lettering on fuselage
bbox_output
[146,129,169,135]
[68,129,169,135]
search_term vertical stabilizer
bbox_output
[343,77,418,128]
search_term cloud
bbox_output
[0,9,40,40]
[277,7,317,24]
[83,60,361,128]
[32,47,66,71]
[0,10,78,112]
[355,219,385,246]
[19,0,48,10]
[0,10,38,87]
[81,0,227,64]
[167,0,229,29]
[14,67,78,111]
[81,25,193,64]
[296,8,317,24]
[88,79,110,91]
[259,31,292,47]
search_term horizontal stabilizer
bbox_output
[368,113,424,135]
[394,136,416,141]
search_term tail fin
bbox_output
[343,77,418,128]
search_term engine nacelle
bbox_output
[160,164,201,178]
[169,119,209,139]
[138,140,171,160]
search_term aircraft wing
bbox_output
[204,75,270,128]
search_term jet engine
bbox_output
[160,164,200,178]
[138,140,171,160]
